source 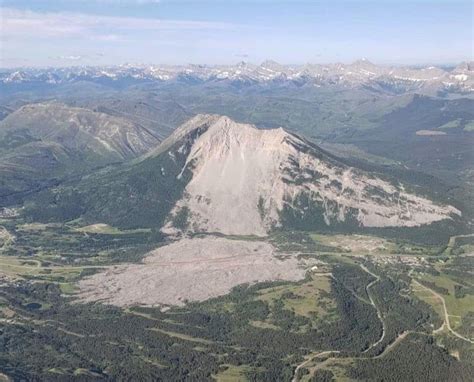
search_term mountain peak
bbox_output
[154,114,291,159]
[150,114,222,156]
[260,60,285,71]
[350,58,377,69]
[156,116,459,236]
[454,61,474,72]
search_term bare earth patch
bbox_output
[416,130,447,136]
[313,234,392,253]
[77,237,309,307]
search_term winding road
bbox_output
[291,351,340,382]
[292,264,386,381]
[359,264,386,353]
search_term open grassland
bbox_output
[213,365,252,382]
[304,358,354,382]
[443,233,474,256]
[0,254,92,297]
[415,273,474,325]
[411,263,474,343]
[148,327,214,345]
[437,119,462,130]
[256,274,335,319]
[16,222,59,232]
[73,223,151,235]
[411,280,445,322]
[310,233,441,256]
[0,226,15,247]
[0,218,160,268]
[0,255,84,281]
[310,234,395,254]
[464,121,474,132]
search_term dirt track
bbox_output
[412,279,473,344]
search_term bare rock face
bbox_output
[161,115,460,236]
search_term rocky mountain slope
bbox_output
[0,103,160,204]
[161,115,460,236]
[0,103,159,160]
[69,97,191,141]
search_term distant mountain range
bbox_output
[2,60,473,95]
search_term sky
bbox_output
[0,0,472,68]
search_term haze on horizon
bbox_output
[0,0,473,68]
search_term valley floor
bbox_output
[0,219,473,381]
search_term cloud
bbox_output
[1,7,240,41]
[50,55,84,61]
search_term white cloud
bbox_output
[51,55,84,61]
[0,7,239,41]
[0,6,270,67]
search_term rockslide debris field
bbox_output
[77,237,311,307]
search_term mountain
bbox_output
[2,60,473,96]
[160,115,460,235]
[25,115,460,236]
[0,105,13,121]
[0,103,160,159]
[0,102,160,204]
[68,97,191,141]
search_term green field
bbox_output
[213,365,252,382]
[464,120,474,132]
[437,119,461,130]
[73,223,151,235]
[256,274,336,319]
[419,274,474,323]
[0,255,85,281]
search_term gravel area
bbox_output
[77,237,308,307]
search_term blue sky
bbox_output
[1,0,472,67]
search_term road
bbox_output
[443,233,474,256]
[412,279,473,344]
[292,264,386,381]
[0,261,112,271]
[0,226,15,250]
[359,264,386,353]
[291,351,340,382]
